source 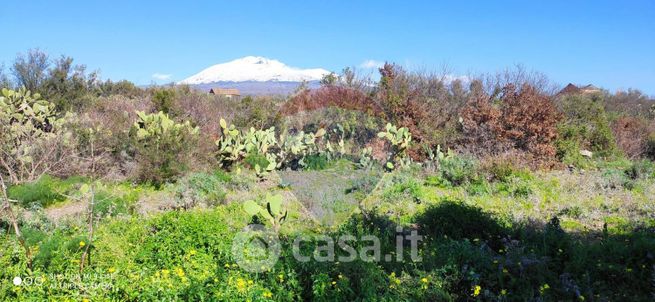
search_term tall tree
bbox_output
[11,49,50,92]
[0,64,11,89]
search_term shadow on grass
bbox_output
[281,200,654,301]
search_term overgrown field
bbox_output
[1,159,654,301]
[1,50,655,301]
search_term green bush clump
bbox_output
[600,168,631,189]
[440,156,478,186]
[151,88,176,113]
[129,111,199,187]
[426,153,479,187]
[94,188,139,217]
[8,175,86,207]
[556,94,618,165]
[382,179,423,203]
[624,159,655,180]
[302,154,329,171]
[243,152,271,171]
[174,172,228,209]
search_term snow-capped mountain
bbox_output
[179,56,330,84]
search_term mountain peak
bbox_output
[179,56,330,84]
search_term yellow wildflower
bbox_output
[539,283,550,294]
[108,267,116,273]
[236,278,247,292]
[79,241,86,248]
[421,277,428,283]
[263,291,273,298]
[175,268,185,277]
[472,285,481,297]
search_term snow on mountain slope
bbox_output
[179,56,330,84]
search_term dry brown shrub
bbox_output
[74,95,154,179]
[171,92,237,140]
[280,85,382,118]
[500,84,561,159]
[460,84,561,167]
[364,137,388,162]
[375,63,427,149]
[611,116,652,159]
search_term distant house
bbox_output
[209,88,241,99]
[556,83,601,97]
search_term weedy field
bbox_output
[1,52,655,301]
[1,157,654,301]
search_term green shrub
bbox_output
[303,154,329,170]
[464,179,491,195]
[151,88,176,113]
[94,189,139,217]
[440,156,477,186]
[485,160,516,182]
[556,94,617,161]
[624,159,655,180]
[243,152,270,171]
[129,111,199,187]
[7,175,86,207]
[600,168,631,190]
[495,177,533,198]
[555,127,591,168]
[428,154,479,187]
[382,179,423,203]
[174,172,228,209]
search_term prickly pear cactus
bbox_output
[377,123,412,170]
[0,88,67,183]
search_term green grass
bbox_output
[7,175,87,207]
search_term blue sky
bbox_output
[1,0,654,94]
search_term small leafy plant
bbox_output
[243,193,288,232]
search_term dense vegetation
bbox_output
[1,49,654,301]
